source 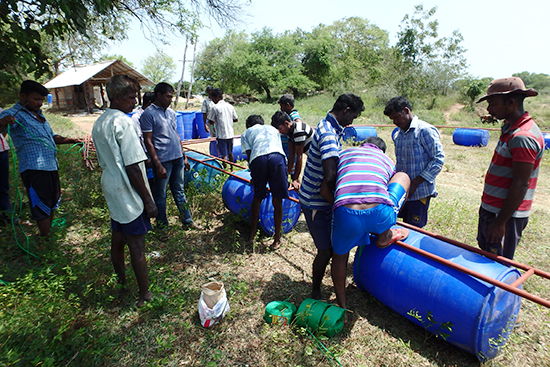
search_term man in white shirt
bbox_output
[92,75,157,308]
[207,88,238,164]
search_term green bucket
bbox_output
[264,301,297,325]
[295,298,345,337]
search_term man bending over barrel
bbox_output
[241,115,288,250]
[331,137,410,309]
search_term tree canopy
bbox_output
[141,51,176,87]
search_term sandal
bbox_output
[376,228,409,249]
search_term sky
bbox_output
[103,0,550,82]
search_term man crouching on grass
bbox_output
[92,75,158,307]
[241,115,288,250]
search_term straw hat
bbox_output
[477,77,538,103]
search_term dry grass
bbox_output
[1,104,549,367]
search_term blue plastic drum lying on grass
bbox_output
[184,151,224,192]
[543,133,550,150]
[221,170,301,235]
[232,138,248,162]
[353,227,521,362]
[176,111,195,141]
[342,126,377,144]
[193,112,211,139]
[452,128,490,147]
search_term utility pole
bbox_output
[185,36,198,109]
[174,37,189,110]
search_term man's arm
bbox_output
[0,115,16,133]
[319,157,338,205]
[53,135,83,145]
[486,161,533,243]
[412,127,445,197]
[143,131,167,179]
[292,142,306,182]
[125,163,158,218]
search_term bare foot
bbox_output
[118,287,129,300]
[375,228,409,249]
[270,239,281,250]
[137,291,153,308]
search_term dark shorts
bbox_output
[398,196,431,228]
[302,206,332,251]
[111,211,152,236]
[217,138,233,158]
[477,206,528,260]
[20,170,61,221]
[250,153,289,200]
[332,182,407,255]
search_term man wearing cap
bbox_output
[477,77,544,260]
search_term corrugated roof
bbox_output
[44,60,154,89]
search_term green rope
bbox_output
[306,329,343,367]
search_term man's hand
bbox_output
[184,156,190,171]
[289,179,301,191]
[486,220,506,244]
[204,123,210,133]
[144,200,158,219]
[0,115,17,131]
[155,162,167,179]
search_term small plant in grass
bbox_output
[407,309,453,341]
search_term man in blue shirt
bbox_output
[140,83,200,240]
[241,115,288,250]
[299,93,364,300]
[0,80,81,241]
[384,96,445,228]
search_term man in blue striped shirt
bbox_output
[384,96,445,228]
[299,93,364,300]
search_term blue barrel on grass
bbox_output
[184,151,224,192]
[176,111,195,141]
[209,141,220,157]
[543,133,550,150]
[47,93,53,104]
[353,227,522,362]
[452,128,490,147]
[342,126,377,144]
[221,170,301,236]
[232,138,248,162]
[193,112,210,139]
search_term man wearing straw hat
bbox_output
[476,77,544,260]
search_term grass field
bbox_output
[0,95,549,366]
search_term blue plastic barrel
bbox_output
[221,170,301,235]
[232,138,248,162]
[342,126,377,144]
[184,151,224,192]
[176,111,195,141]
[353,227,521,362]
[543,133,550,150]
[47,93,52,104]
[193,112,210,139]
[453,128,490,147]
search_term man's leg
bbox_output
[331,252,349,308]
[303,207,333,299]
[152,161,173,228]
[249,196,262,244]
[272,197,283,248]
[36,213,54,239]
[312,249,332,300]
[126,233,152,307]
[168,157,193,225]
[111,229,127,296]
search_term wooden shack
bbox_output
[44,60,153,113]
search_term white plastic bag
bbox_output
[198,281,230,328]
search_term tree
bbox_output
[141,51,176,86]
[465,79,485,109]
[0,0,246,84]
[99,55,135,68]
[513,72,550,91]
[391,4,467,99]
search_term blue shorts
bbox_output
[398,196,431,228]
[20,170,61,221]
[217,138,233,158]
[111,212,152,236]
[332,182,407,255]
[302,206,333,251]
[250,153,288,200]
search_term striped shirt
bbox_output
[241,124,286,163]
[289,120,313,152]
[299,112,344,209]
[392,116,444,201]
[334,143,396,210]
[0,103,58,173]
[482,112,543,218]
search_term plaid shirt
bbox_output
[392,116,444,201]
[0,103,58,173]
